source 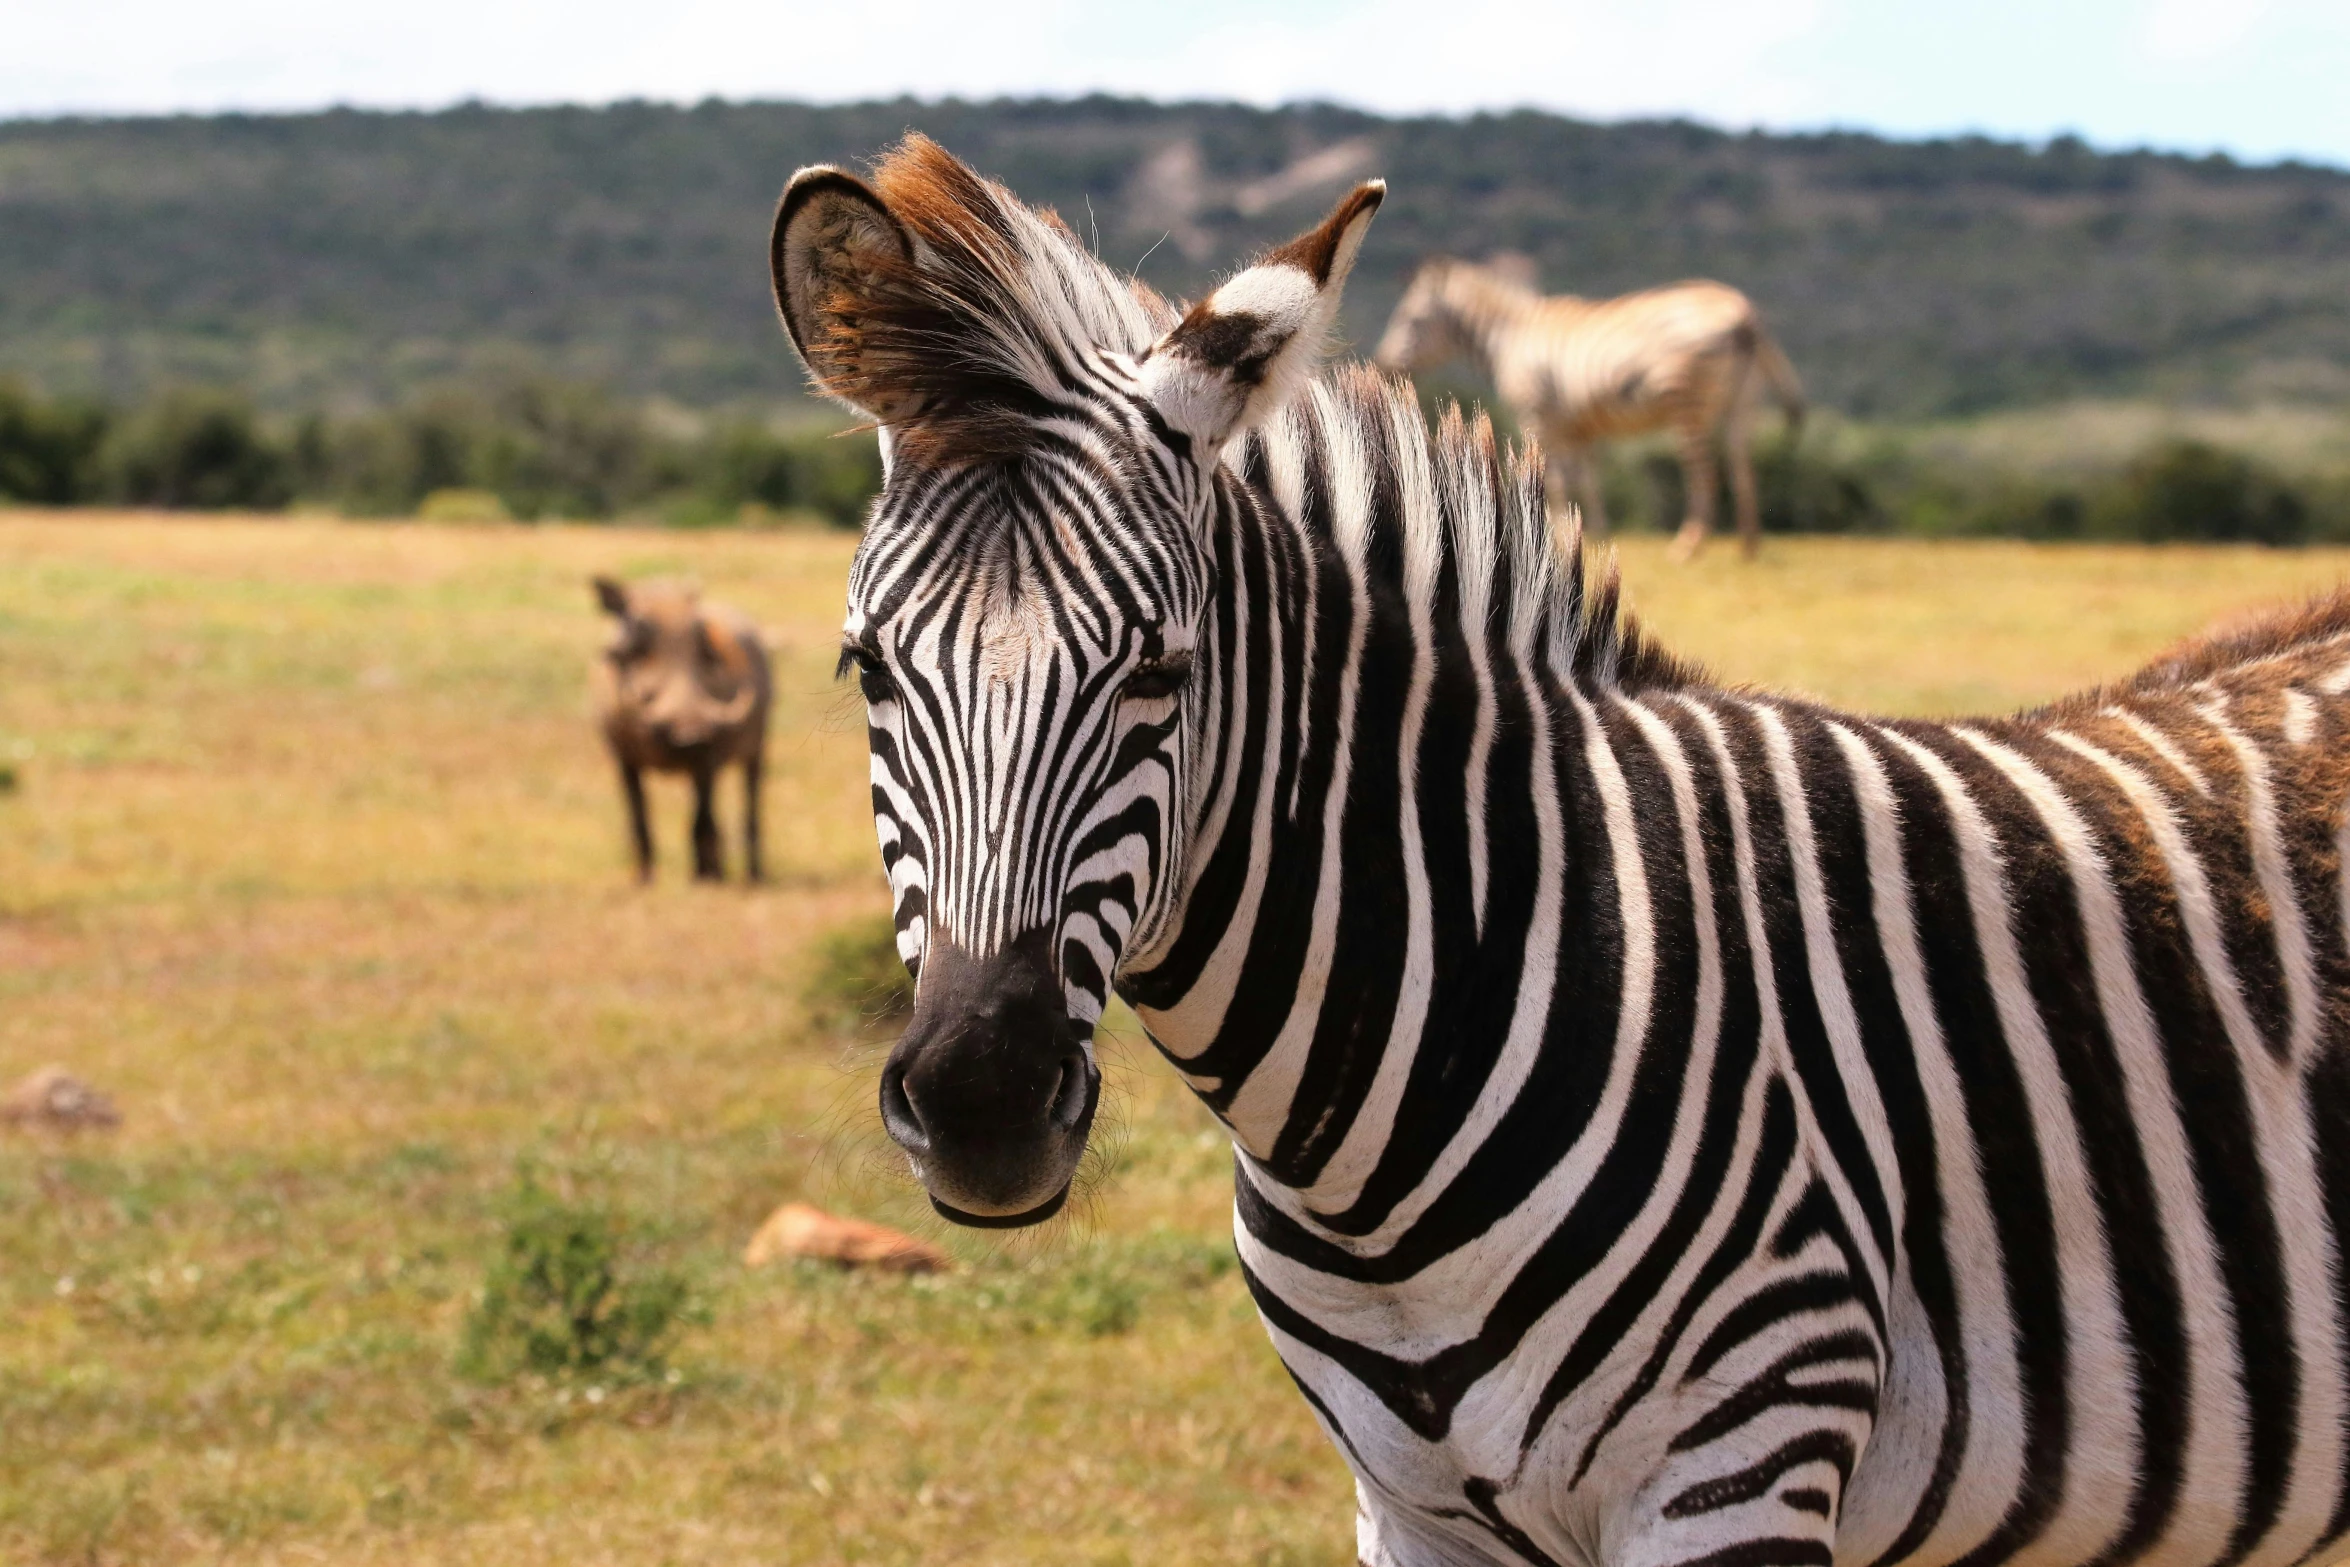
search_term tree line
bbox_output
[0,379,879,527]
[7,375,2347,545]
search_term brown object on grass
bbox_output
[592,576,773,884]
[0,1065,122,1132]
[744,1202,948,1273]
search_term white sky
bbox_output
[4,0,2347,166]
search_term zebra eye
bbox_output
[1121,651,1193,704]
[837,644,898,704]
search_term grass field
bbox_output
[5,512,2350,1566]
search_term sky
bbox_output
[5,0,2348,166]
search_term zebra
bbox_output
[771,135,2350,1567]
[1374,257,1804,562]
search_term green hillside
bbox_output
[3,96,2348,418]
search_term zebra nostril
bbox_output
[880,1064,930,1152]
[1048,1054,1091,1132]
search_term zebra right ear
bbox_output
[770,166,921,420]
[1140,180,1384,458]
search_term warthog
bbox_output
[591,575,771,882]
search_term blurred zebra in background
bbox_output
[1376,257,1804,560]
[771,136,2350,1567]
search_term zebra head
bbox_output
[1373,256,1532,374]
[770,137,1383,1227]
[1372,258,1464,373]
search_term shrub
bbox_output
[685,423,882,529]
[788,427,885,528]
[0,381,107,504]
[295,397,482,516]
[102,390,292,510]
[466,380,651,521]
[2088,437,2308,544]
[1755,438,1886,534]
[457,1179,693,1383]
[804,912,916,1034]
[415,487,511,523]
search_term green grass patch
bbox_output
[458,1175,699,1384]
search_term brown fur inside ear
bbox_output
[778,135,1175,465]
[773,169,918,415]
[817,139,1049,458]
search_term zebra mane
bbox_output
[835,136,1693,694]
[1246,364,1700,695]
[809,135,1177,462]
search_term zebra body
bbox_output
[1375,259,1803,561]
[770,138,2350,1567]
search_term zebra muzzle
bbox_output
[878,931,1100,1228]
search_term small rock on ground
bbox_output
[744,1201,948,1274]
[0,1065,122,1132]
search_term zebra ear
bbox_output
[770,165,921,419]
[1140,180,1385,456]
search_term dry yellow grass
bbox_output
[3,511,2348,1566]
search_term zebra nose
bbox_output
[1047,1052,1090,1132]
[879,1062,931,1153]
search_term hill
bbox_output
[2,97,2348,418]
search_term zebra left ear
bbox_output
[1140,180,1385,457]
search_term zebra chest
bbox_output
[1244,1154,1892,1567]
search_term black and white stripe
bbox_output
[774,136,2350,1567]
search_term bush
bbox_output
[0,381,107,504]
[2088,437,2308,544]
[286,385,881,525]
[683,422,882,529]
[415,487,511,523]
[466,380,651,521]
[457,1179,694,1383]
[788,427,885,528]
[102,390,292,510]
[1756,438,1886,534]
[293,397,480,516]
[804,912,916,1034]
[0,374,888,525]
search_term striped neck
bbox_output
[1423,264,1548,383]
[1117,365,1690,1214]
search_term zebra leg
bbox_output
[1543,448,1581,532]
[1667,426,1719,563]
[1577,449,1613,540]
[1724,406,1761,561]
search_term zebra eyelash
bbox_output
[836,641,898,702]
[1122,649,1194,702]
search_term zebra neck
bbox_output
[1124,434,1636,1224]
[1442,273,1542,385]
